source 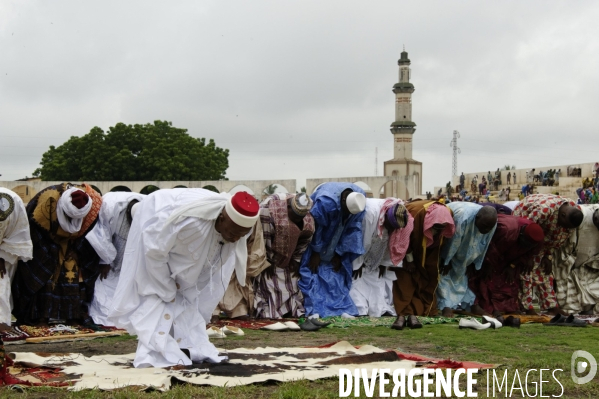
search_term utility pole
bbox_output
[450,130,461,177]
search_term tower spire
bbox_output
[384,48,422,200]
[390,49,415,160]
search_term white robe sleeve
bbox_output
[136,216,184,303]
[86,218,116,265]
[0,190,32,264]
[352,202,379,271]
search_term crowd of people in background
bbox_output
[1,181,598,369]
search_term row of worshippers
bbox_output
[1,183,597,369]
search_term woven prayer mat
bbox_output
[208,318,296,330]
[502,314,552,324]
[1,325,128,345]
[303,315,466,329]
[4,341,496,391]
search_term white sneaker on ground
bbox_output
[458,317,491,330]
[482,315,503,329]
[260,322,289,331]
[222,326,245,336]
[283,321,301,331]
[206,326,226,338]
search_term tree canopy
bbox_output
[33,121,229,181]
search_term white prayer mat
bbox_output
[9,341,415,391]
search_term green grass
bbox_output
[2,324,598,398]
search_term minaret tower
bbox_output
[391,48,416,159]
[384,48,422,199]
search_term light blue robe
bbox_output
[298,183,365,317]
[437,202,496,310]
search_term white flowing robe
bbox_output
[86,192,145,326]
[108,189,249,368]
[0,187,33,324]
[349,199,398,317]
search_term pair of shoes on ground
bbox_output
[459,315,503,330]
[459,315,521,330]
[391,315,422,330]
[207,326,245,338]
[498,315,521,328]
[299,318,332,331]
[544,314,587,327]
[260,321,303,331]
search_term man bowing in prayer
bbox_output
[12,183,102,326]
[555,205,599,314]
[468,214,544,316]
[350,198,414,317]
[392,200,455,329]
[436,203,497,318]
[0,188,32,330]
[211,216,268,321]
[513,194,582,315]
[298,183,366,318]
[254,193,315,319]
[86,191,145,326]
[108,189,259,368]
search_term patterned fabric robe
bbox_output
[12,183,102,324]
[512,194,579,310]
[254,194,315,319]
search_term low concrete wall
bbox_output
[0,179,297,203]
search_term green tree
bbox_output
[263,184,278,195]
[33,121,229,181]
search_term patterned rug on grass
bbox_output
[2,341,496,390]
[304,315,466,329]
[1,325,127,345]
[208,318,297,330]
[209,316,463,330]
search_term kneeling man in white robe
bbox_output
[108,189,259,368]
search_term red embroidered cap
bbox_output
[225,191,259,228]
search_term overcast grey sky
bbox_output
[1,1,598,193]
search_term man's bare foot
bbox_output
[471,304,487,316]
[525,309,538,315]
[210,315,220,324]
[545,307,566,316]
[441,307,454,318]
[0,323,13,333]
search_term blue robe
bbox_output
[437,202,496,310]
[298,183,365,317]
